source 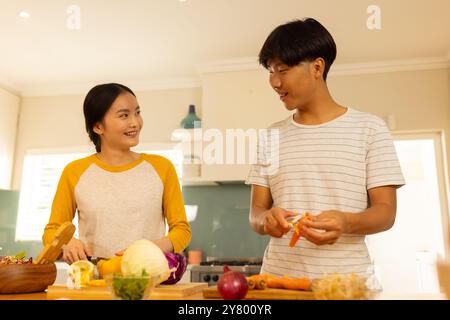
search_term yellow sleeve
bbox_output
[150,155,191,253]
[42,157,92,245]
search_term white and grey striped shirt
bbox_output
[246,107,405,279]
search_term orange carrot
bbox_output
[255,279,267,289]
[247,274,311,291]
[247,275,268,289]
[289,224,302,247]
[246,277,256,289]
[266,277,312,291]
[289,213,312,247]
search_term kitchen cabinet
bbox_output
[0,88,20,189]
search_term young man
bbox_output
[246,18,405,279]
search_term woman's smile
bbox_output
[124,130,138,138]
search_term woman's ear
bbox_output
[93,122,103,135]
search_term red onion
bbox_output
[217,265,248,300]
[161,252,187,285]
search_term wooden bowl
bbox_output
[0,263,57,294]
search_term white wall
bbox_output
[0,87,20,189]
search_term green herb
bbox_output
[112,270,151,300]
[14,251,26,260]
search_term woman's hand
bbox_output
[301,210,348,245]
[263,207,297,238]
[115,249,125,256]
[62,238,92,264]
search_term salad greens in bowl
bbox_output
[104,270,159,300]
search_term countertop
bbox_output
[0,291,205,300]
[0,289,446,300]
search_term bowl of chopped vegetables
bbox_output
[311,273,373,300]
[104,271,159,300]
[0,251,56,294]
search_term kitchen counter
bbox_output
[0,289,446,300]
[0,291,205,300]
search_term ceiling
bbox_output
[0,0,449,96]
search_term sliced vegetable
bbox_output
[14,251,26,260]
[0,251,32,265]
[112,270,150,300]
[161,252,187,285]
[311,273,369,300]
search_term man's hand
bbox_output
[301,210,348,245]
[262,207,297,238]
[62,238,92,264]
[301,186,398,245]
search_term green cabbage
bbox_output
[121,239,171,285]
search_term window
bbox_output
[15,150,89,241]
[15,145,183,241]
[366,131,450,294]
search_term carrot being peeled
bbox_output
[289,213,313,247]
[289,225,302,247]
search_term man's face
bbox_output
[268,58,317,111]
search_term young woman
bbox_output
[43,83,191,264]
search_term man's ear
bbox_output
[312,58,325,80]
[93,122,103,135]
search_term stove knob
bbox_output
[203,275,211,282]
[212,275,219,282]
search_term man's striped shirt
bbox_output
[246,107,405,279]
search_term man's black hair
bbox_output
[259,18,337,80]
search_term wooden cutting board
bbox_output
[203,286,315,300]
[47,282,208,300]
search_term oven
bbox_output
[190,257,262,286]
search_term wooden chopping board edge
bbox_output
[47,282,208,299]
[203,286,315,300]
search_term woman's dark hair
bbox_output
[83,83,136,152]
[259,18,337,81]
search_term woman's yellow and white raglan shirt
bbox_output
[43,153,191,257]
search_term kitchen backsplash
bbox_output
[182,184,269,259]
[0,184,270,260]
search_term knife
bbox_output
[87,256,109,265]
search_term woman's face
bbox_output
[94,92,143,152]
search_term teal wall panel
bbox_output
[182,184,269,259]
[0,189,43,259]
